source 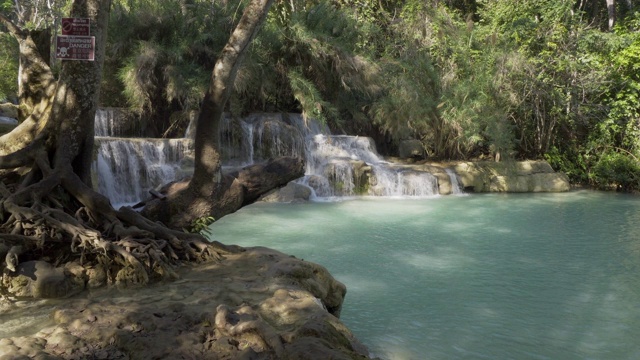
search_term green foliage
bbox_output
[106,0,233,129]
[0,33,18,101]
[544,145,588,184]
[185,216,215,237]
[287,69,337,123]
[93,0,640,191]
[591,150,640,191]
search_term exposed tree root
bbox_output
[1,158,237,290]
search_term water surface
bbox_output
[209,191,640,359]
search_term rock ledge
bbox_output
[0,247,372,360]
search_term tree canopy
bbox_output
[98,0,640,189]
[1,0,639,188]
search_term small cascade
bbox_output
[370,168,439,197]
[95,108,141,137]
[219,113,307,167]
[93,137,193,206]
[302,132,440,198]
[93,108,193,206]
[446,168,464,194]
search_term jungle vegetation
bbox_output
[1,0,639,192]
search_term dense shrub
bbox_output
[591,151,640,191]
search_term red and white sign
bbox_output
[56,35,95,61]
[61,18,90,36]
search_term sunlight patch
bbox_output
[393,249,474,271]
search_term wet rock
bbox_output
[260,182,312,202]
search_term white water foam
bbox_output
[93,111,456,205]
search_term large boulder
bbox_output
[260,182,313,202]
[453,160,570,192]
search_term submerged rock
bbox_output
[260,182,313,202]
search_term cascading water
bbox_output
[94,137,193,205]
[93,110,461,206]
[446,168,464,194]
[301,133,441,198]
[218,113,308,167]
[92,109,194,207]
[94,108,139,137]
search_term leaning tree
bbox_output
[0,0,276,288]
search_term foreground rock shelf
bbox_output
[0,247,372,359]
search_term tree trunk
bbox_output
[50,0,110,184]
[190,0,276,195]
[142,0,279,230]
[1,0,232,292]
[606,0,615,30]
[18,28,53,120]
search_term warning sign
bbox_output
[56,35,95,61]
[61,18,90,36]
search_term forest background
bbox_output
[1,0,639,191]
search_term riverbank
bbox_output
[0,247,373,359]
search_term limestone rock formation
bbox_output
[0,247,374,359]
[260,182,313,202]
[453,160,571,192]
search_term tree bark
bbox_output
[49,0,111,183]
[190,0,276,195]
[142,0,278,229]
[234,157,305,205]
[606,0,615,30]
[1,0,230,290]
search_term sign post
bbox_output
[56,18,95,61]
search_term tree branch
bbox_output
[0,12,27,41]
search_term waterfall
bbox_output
[93,108,194,207]
[219,113,307,167]
[93,110,459,206]
[94,137,193,206]
[446,168,464,195]
[95,108,142,137]
[301,133,440,198]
